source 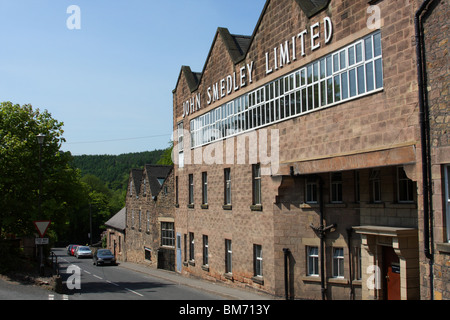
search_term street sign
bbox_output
[33,220,51,237]
[35,238,49,245]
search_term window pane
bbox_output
[348,46,355,65]
[320,58,326,79]
[356,42,363,63]
[365,36,373,60]
[357,65,365,94]
[375,58,383,89]
[366,61,374,92]
[333,75,341,102]
[326,56,332,77]
[374,32,382,57]
[349,69,357,97]
[340,50,346,69]
[321,81,326,106]
[341,72,348,100]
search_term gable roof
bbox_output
[173,0,332,94]
[173,27,252,93]
[105,207,126,231]
[130,168,144,195]
[145,165,173,198]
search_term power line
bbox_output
[65,133,172,145]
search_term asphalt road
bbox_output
[0,248,225,301]
[55,248,225,300]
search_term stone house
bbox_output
[104,207,126,262]
[125,165,175,271]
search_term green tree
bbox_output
[157,140,174,165]
[0,102,84,240]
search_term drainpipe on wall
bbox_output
[283,248,291,300]
[310,175,336,300]
[346,228,355,300]
[415,0,436,300]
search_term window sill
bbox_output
[187,204,194,209]
[252,276,264,285]
[300,203,319,209]
[301,275,321,283]
[175,204,180,208]
[325,203,347,208]
[436,243,450,254]
[250,204,263,211]
[201,265,210,272]
[188,260,195,266]
[223,204,232,210]
[224,273,233,280]
[201,204,209,209]
[328,277,349,285]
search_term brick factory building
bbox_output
[171,0,449,300]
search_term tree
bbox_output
[0,102,84,240]
[157,140,174,165]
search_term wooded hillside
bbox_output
[71,149,165,191]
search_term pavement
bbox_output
[117,261,281,300]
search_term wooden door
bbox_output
[383,246,401,300]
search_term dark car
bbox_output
[93,249,116,266]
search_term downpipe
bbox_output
[415,0,436,300]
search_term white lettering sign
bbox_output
[265,16,333,75]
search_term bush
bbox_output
[0,240,22,274]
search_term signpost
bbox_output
[34,220,51,238]
[34,220,51,275]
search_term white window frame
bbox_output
[331,172,343,203]
[254,244,263,277]
[225,239,232,274]
[224,168,231,205]
[203,235,209,266]
[370,169,381,203]
[306,177,318,204]
[397,166,414,203]
[307,246,319,276]
[189,32,383,149]
[202,172,208,205]
[332,247,345,278]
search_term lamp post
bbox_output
[37,133,45,276]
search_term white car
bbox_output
[75,246,93,259]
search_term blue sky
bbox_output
[0,0,266,155]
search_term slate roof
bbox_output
[130,168,144,195]
[105,207,126,232]
[145,165,172,198]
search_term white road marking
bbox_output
[125,288,144,297]
[63,295,69,300]
[93,275,103,280]
[106,280,120,287]
[48,294,54,300]
[84,270,91,275]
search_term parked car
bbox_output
[93,249,116,266]
[70,245,80,256]
[75,246,93,259]
[67,244,76,255]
